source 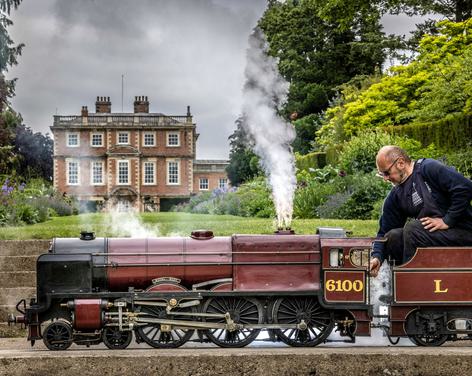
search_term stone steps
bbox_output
[0,288,35,306]
[0,287,36,322]
[0,256,37,272]
[0,272,36,288]
[0,240,49,257]
[0,241,48,337]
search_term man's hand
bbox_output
[420,217,449,232]
[369,257,381,277]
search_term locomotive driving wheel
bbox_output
[135,282,195,348]
[406,311,448,347]
[102,327,133,350]
[135,305,195,348]
[271,297,334,347]
[42,319,73,351]
[203,297,263,348]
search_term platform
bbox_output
[2,338,472,375]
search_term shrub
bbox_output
[337,130,444,175]
[316,191,351,219]
[0,177,76,227]
[293,179,338,218]
[236,178,275,218]
[443,149,472,179]
[338,131,397,174]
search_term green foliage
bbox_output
[295,151,326,172]
[316,172,390,219]
[0,0,23,107]
[293,177,338,218]
[386,113,472,152]
[336,130,444,175]
[292,114,324,154]
[173,178,274,218]
[258,0,387,123]
[325,173,390,220]
[0,212,380,239]
[318,19,472,145]
[14,124,54,181]
[0,176,76,227]
[226,116,262,186]
[443,149,472,179]
[338,131,397,174]
[235,177,275,218]
[294,167,390,219]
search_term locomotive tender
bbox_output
[9,228,472,350]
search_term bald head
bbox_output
[376,145,411,165]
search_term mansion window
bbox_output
[218,178,228,189]
[91,133,103,147]
[199,178,209,191]
[117,160,129,184]
[91,161,104,185]
[67,133,79,147]
[117,132,130,145]
[67,160,79,185]
[143,133,155,146]
[167,132,180,147]
[167,160,180,185]
[143,162,155,184]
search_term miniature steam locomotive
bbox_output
[9,228,472,350]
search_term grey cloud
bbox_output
[9,0,267,159]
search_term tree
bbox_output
[15,124,54,181]
[317,19,472,146]
[292,113,323,154]
[0,0,23,177]
[388,0,472,22]
[0,0,23,108]
[226,116,262,186]
[258,0,388,120]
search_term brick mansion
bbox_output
[51,96,229,212]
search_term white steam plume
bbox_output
[102,206,160,238]
[242,28,296,228]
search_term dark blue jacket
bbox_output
[372,158,472,262]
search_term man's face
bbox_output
[376,156,407,186]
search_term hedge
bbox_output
[296,152,327,171]
[385,113,472,151]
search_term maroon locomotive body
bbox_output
[9,229,472,349]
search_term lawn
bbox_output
[0,212,379,240]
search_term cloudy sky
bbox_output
[7,0,426,159]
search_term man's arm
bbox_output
[422,159,472,228]
[371,190,405,263]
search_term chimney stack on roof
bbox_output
[96,96,111,113]
[81,106,88,117]
[134,95,149,113]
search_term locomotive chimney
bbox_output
[80,231,96,240]
[274,228,295,235]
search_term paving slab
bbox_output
[1,338,472,376]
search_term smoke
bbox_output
[241,28,296,228]
[100,206,160,238]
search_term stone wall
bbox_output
[0,240,49,337]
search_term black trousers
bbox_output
[384,219,472,264]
